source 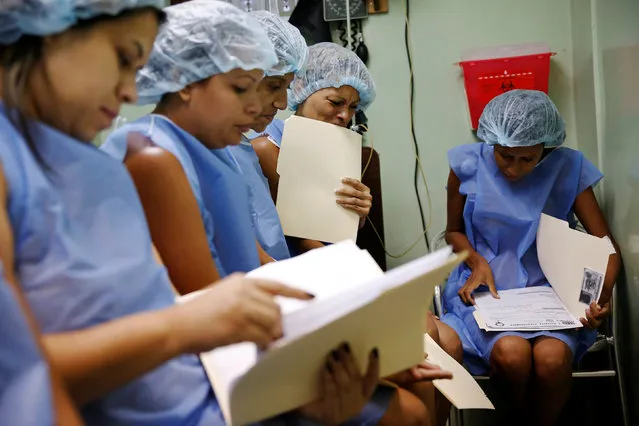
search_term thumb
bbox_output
[253,280,316,300]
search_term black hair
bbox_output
[0,7,166,167]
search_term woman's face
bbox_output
[251,72,295,133]
[493,144,544,182]
[27,9,160,142]
[296,85,360,128]
[183,68,264,149]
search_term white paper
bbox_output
[537,214,615,319]
[192,245,462,426]
[474,287,582,331]
[275,116,362,243]
[423,334,494,410]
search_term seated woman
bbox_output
[442,90,622,426]
[226,10,308,262]
[253,42,375,256]
[251,42,462,426]
[0,261,82,425]
[0,1,382,424]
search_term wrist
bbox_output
[466,252,483,269]
[162,304,198,356]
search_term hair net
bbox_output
[0,0,164,45]
[250,10,307,77]
[477,90,566,148]
[288,42,376,111]
[136,0,277,105]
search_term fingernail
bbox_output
[306,292,315,299]
[334,188,340,193]
[586,309,591,316]
[331,350,339,361]
[372,348,379,358]
[342,342,351,353]
[325,362,333,373]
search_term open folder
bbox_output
[275,115,362,243]
[473,214,616,332]
[188,242,464,426]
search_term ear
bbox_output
[178,84,193,103]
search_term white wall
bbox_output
[361,0,577,267]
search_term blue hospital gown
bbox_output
[442,143,601,375]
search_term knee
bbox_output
[437,321,463,363]
[533,341,573,383]
[380,389,431,426]
[424,313,440,343]
[490,337,532,381]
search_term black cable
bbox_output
[404,0,431,251]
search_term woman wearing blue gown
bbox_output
[0,1,387,425]
[0,262,82,425]
[442,90,622,425]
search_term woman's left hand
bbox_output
[580,301,611,329]
[336,178,372,220]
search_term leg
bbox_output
[378,387,431,426]
[424,312,440,342]
[489,336,533,409]
[530,337,573,426]
[432,319,463,426]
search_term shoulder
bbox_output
[448,143,485,179]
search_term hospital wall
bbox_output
[362,0,579,268]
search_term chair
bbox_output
[430,230,628,426]
[357,147,387,271]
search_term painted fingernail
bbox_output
[325,362,333,373]
[372,348,379,358]
[342,342,351,353]
[331,350,339,361]
[306,292,316,299]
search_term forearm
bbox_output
[445,231,480,266]
[293,238,325,254]
[600,248,622,305]
[44,307,184,406]
[257,241,275,265]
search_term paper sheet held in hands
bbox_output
[275,116,362,243]
[473,214,616,332]
[186,241,463,425]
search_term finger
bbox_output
[341,177,370,192]
[253,280,315,300]
[488,283,500,299]
[337,343,361,380]
[597,303,610,319]
[244,289,284,338]
[584,309,600,329]
[336,202,370,217]
[413,368,453,381]
[326,349,353,390]
[458,288,469,305]
[362,348,380,398]
[335,196,372,208]
[335,186,372,200]
[580,317,592,329]
[241,322,277,349]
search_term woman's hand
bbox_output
[298,344,380,426]
[170,274,314,353]
[336,178,372,222]
[580,301,610,329]
[458,256,499,305]
[385,356,453,385]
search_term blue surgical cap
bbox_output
[477,90,566,148]
[136,0,278,105]
[251,11,307,77]
[0,0,164,45]
[288,42,376,112]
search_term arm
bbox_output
[252,136,326,254]
[256,241,275,265]
[124,146,220,294]
[0,168,83,424]
[445,169,480,267]
[574,187,622,325]
[444,169,498,303]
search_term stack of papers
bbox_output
[473,214,616,332]
[187,241,464,425]
[275,116,362,243]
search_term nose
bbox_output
[246,91,262,116]
[335,108,351,125]
[505,163,523,179]
[118,74,138,105]
[273,92,287,111]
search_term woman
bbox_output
[253,42,374,256]
[252,42,462,426]
[226,10,308,262]
[0,262,82,425]
[442,90,621,425]
[0,1,381,425]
